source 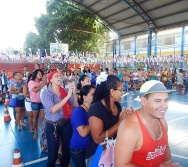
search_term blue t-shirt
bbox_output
[90,72,96,83]
[70,106,90,149]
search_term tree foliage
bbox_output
[24,0,110,53]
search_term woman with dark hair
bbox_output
[85,72,131,166]
[64,70,72,89]
[8,72,18,122]
[176,69,183,95]
[10,72,26,130]
[72,70,80,86]
[76,75,91,91]
[70,85,95,167]
[23,73,34,132]
[34,63,40,70]
[28,69,46,139]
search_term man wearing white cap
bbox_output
[114,80,181,167]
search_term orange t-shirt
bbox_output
[131,112,168,167]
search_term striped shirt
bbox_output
[41,86,74,122]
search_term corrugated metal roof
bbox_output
[68,0,188,38]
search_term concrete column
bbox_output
[180,26,185,69]
[134,36,137,55]
[154,32,157,57]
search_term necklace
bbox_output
[140,110,163,141]
[81,104,89,112]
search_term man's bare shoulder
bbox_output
[119,111,140,133]
[117,111,142,151]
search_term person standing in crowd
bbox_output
[10,72,26,130]
[176,69,183,95]
[132,69,139,91]
[72,70,80,86]
[8,72,18,121]
[28,69,46,140]
[117,69,123,82]
[34,63,40,71]
[41,71,77,167]
[23,66,30,82]
[85,72,131,166]
[184,71,188,95]
[122,67,130,92]
[90,67,96,86]
[115,80,181,167]
[70,85,95,167]
[150,68,157,80]
[105,68,109,75]
[162,68,168,87]
[138,68,145,88]
[64,70,72,89]
[166,68,172,89]
[78,68,83,77]
[23,74,34,132]
[76,75,91,92]
[0,69,8,93]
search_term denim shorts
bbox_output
[133,79,138,84]
[31,102,44,111]
[16,99,25,108]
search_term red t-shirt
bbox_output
[131,112,168,167]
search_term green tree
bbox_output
[24,32,39,55]
[25,0,110,53]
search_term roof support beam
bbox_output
[117,9,188,31]
[112,0,181,24]
[97,1,121,13]
[122,0,157,28]
[103,0,151,19]
[88,0,103,8]
[153,9,188,21]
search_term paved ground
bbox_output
[0,90,187,167]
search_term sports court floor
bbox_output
[0,91,188,167]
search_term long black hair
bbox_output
[93,75,121,114]
[77,75,89,90]
[77,85,95,105]
[27,73,33,84]
[32,69,44,80]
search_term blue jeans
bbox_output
[70,148,86,167]
[124,81,129,92]
[45,119,73,167]
[166,80,171,89]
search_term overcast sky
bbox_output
[0,0,46,49]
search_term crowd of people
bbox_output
[0,63,184,167]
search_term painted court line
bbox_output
[167,116,188,123]
[24,157,47,166]
[172,154,188,160]
[121,93,129,97]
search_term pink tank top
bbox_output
[131,112,168,167]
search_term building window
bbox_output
[164,37,173,45]
[175,36,181,45]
